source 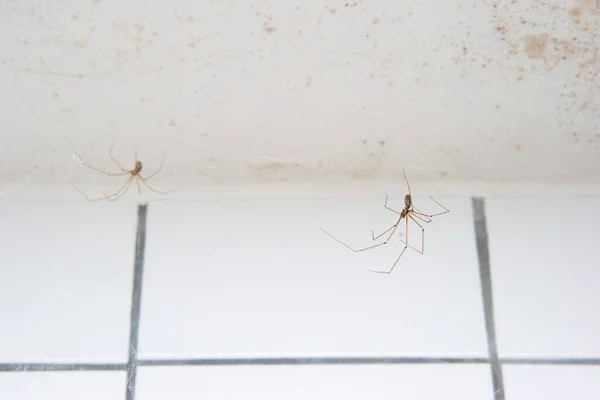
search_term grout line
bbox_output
[472,197,505,400]
[501,358,600,365]
[3,357,600,373]
[138,357,489,366]
[0,363,126,372]
[125,204,148,400]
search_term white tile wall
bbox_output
[0,371,125,400]
[1,197,599,400]
[138,197,487,358]
[135,364,494,400]
[0,202,137,362]
[503,365,600,400]
[486,198,600,358]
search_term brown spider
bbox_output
[320,167,449,274]
[72,142,170,202]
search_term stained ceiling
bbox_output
[1,0,599,200]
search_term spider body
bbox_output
[71,143,170,202]
[320,167,449,274]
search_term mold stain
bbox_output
[73,38,89,48]
[372,17,380,25]
[525,34,549,59]
[579,48,599,69]
[569,6,584,24]
[489,1,600,85]
[329,8,337,14]
[263,23,276,35]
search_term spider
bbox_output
[320,167,449,274]
[71,142,170,202]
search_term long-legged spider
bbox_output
[71,142,170,202]
[320,167,449,274]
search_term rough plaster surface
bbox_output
[0,0,599,200]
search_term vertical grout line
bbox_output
[472,197,505,400]
[125,204,148,400]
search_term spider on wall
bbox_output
[320,167,449,274]
[71,142,171,202]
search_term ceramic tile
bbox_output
[0,371,125,400]
[486,198,600,358]
[136,364,493,400]
[139,198,487,358]
[0,203,137,362]
[503,365,600,400]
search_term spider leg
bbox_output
[402,214,425,254]
[381,194,402,215]
[143,154,166,181]
[411,197,450,219]
[105,176,134,202]
[320,216,401,254]
[371,221,398,241]
[135,176,142,195]
[427,196,450,217]
[108,141,129,172]
[72,176,132,202]
[370,214,410,274]
[138,176,173,195]
[320,229,389,253]
[402,166,412,198]
[409,209,432,223]
[391,215,425,254]
[72,146,129,177]
[71,182,113,202]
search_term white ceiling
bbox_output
[1,0,599,200]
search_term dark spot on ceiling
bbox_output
[525,34,549,59]
[263,24,276,35]
[569,6,583,24]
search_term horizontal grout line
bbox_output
[138,357,489,366]
[0,363,126,372]
[3,357,600,372]
[502,358,600,366]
